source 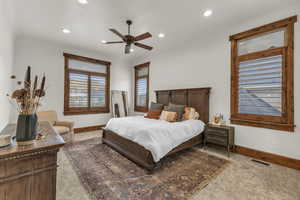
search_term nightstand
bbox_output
[204,124,235,157]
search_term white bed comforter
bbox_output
[104,116,205,162]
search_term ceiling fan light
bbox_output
[125,44,131,54]
[101,40,107,44]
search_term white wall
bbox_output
[12,36,132,128]
[0,1,15,131]
[131,6,300,159]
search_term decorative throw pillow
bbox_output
[145,109,162,119]
[165,103,185,121]
[160,111,177,122]
[149,102,164,111]
[183,107,200,120]
[193,112,200,120]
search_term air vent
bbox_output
[251,159,270,166]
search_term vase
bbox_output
[16,114,38,145]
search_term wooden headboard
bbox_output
[155,88,211,123]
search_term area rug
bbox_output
[64,138,230,200]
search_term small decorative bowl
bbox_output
[0,135,12,147]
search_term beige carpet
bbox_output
[57,131,300,200]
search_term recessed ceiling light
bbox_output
[158,33,165,38]
[203,10,213,17]
[130,48,134,52]
[62,28,71,34]
[101,40,107,44]
[78,0,88,4]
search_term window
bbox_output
[230,16,297,132]
[63,53,110,115]
[134,62,150,112]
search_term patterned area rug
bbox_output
[64,139,230,200]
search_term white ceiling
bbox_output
[9,0,300,58]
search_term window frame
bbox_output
[134,62,150,112]
[63,53,111,115]
[230,16,297,132]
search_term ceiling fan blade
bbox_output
[134,32,152,41]
[109,29,126,40]
[105,41,124,44]
[134,42,153,50]
[125,44,131,54]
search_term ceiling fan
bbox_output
[105,20,153,54]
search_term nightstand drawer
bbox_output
[206,128,228,135]
[205,130,228,139]
[206,135,227,146]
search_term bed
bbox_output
[102,87,211,171]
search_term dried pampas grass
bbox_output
[8,66,46,115]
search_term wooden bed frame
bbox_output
[103,87,211,171]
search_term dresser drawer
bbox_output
[0,151,57,178]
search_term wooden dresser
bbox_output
[0,122,65,200]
